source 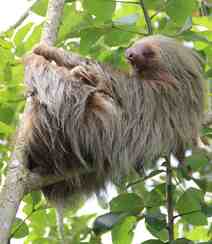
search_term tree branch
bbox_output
[0,153,27,244]
[41,0,65,46]
[139,0,153,35]
[166,157,174,242]
[0,1,65,243]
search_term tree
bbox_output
[0,0,212,243]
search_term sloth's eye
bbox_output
[142,49,155,58]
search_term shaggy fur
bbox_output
[22,35,204,202]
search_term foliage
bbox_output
[0,0,212,243]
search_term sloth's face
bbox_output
[126,41,160,73]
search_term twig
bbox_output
[173,209,201,220]
[139,0,153,35]
[126,169,165,188]
[9,207,41,239]
[150,1,170,20]
[42,0,66,46]
[166,156,174,242]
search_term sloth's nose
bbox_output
[125,48,137,63]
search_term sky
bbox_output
[0,1,153,243]
[0,0,33,32]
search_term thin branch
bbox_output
[41,0,65,46]
[166,157,174,242]
[173,209,201,220]
[150,11,161,20]
[139,0,153,35]
[10,207,38,239]
[150,1,170,20]
[126,170,165,188]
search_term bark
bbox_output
[0,1,65,243]
[0,153,26,244]
[41,0,65,46]
[166,157,174,241]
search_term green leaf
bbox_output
[93,212,128,234]
[80,28,103,54]
[198,242,212,244]
[15,44,26,57]
[0,121,14,135]
[145,214,168,241]
[145,213,166,232]
[57,4,84,43]
[182,31,211,44]
[178,17,193,34]
[0,37,13,49]
[83,0,115,21]
[185,226,211,241]
[0,47,13,67]
[201,127,212,137]
[170,239,194,244]
[192,178,207,192]
[112,216,136,244]
[145,183,167,207]
[166,0,198,25]
[0,106,15,125]
[142,240,164,244]
[31,191,42,207]
[104,26,135,46]
[14,22,33,47]
[24,24,43,51]
[206,69,212,78]
[176,188,207,225]
[28,208,56,238]
[193,17,212,31]
[184,150,209,171]
[31,0,48,16]
[11,64,24,84]
[3,63,12,82]
[26,238,58,244]
[202,204,212,217]
[143,170,165,181]
[110,193,144,214]
[114,14,139,26]
[144,0,165,10]
[11,218,29,239]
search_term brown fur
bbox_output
[22,35,204,203]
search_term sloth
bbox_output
[22,35,204,203]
